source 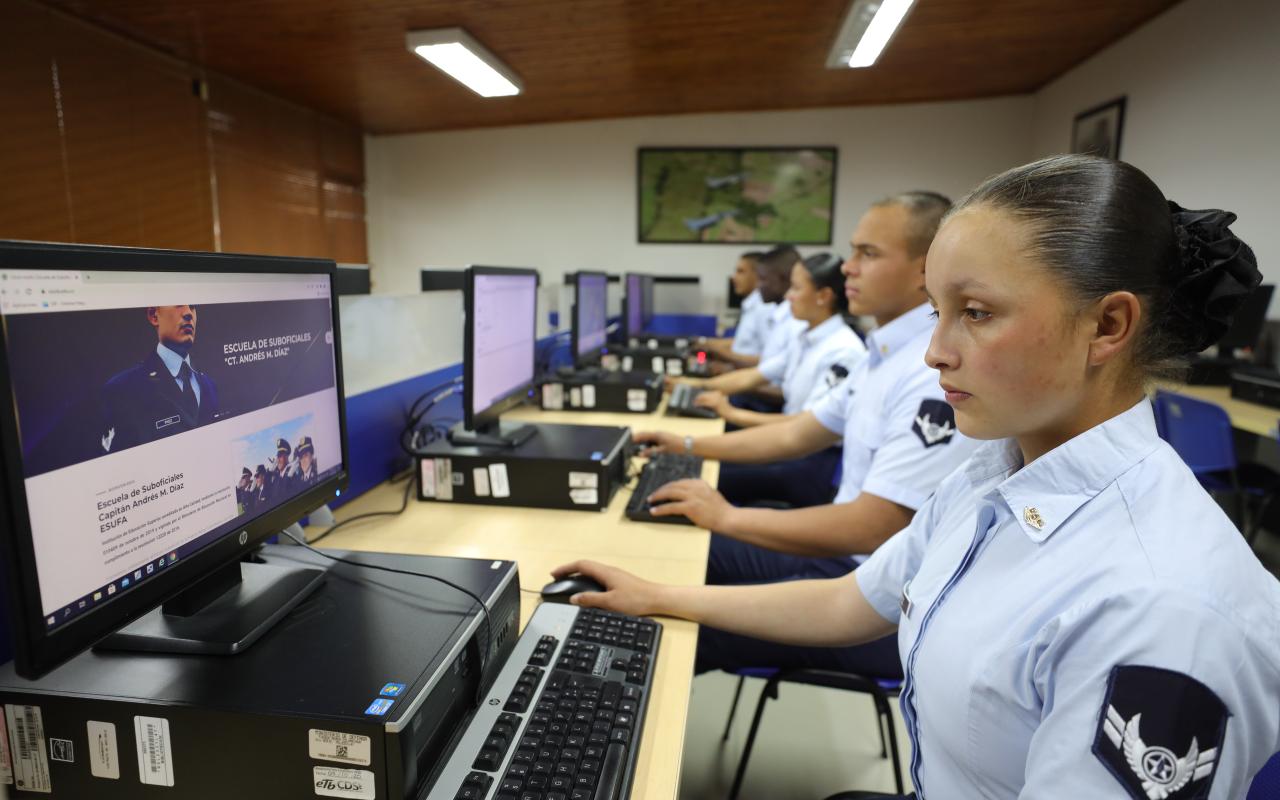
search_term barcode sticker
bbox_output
[650,356,663,373]
[568,471,598,489]
[542,383,564,410]
[569,387,582,408]
[627,389,648,412]
[87,721,120,780]
[5,704,51,793]
[0,708,13,785]
[309,730,371,767]
[434,458,453,501]
[488,463,511,498]
[419,459,436,498]
[134,716,175,787]
[581,384,596,408]
[622,355,634,371]
[472,467,491,497]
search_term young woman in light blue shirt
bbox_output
[555,155,1279,799]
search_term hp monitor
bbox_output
[624,273,644,340]
[0,240,349,678]
[572,271,609,368]
[1218,284,1274,353]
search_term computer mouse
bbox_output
[540,575,607,603]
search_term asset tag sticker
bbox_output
[5,704,51,793]
[472,467,491,496]
[87,721,119,780]
[626,389,647,412]
[488,463,511,498]
[569,387,582,408]
[134,715,175,787]
[581,384,596,408]
[542,383,564,410]
[314,766,376,799]
[309,730,372,767]
[0,710,13,785]
[568,471,599,489]
[419,459,436,499]
[569,488,599,505]
[650,356,664,373]
[622,355,634,371]
[434,458,453,501]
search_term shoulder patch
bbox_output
[911,399,956,447]
[1092,665,1228,800]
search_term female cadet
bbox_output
[694,252,867,428]
[555,155,1280,798]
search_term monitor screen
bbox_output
[574,272,608,362]
[469,270,538,422]
[625,273,644,338]
[641,276,656,327]
[0,243,346,675]
[1218,284,1274,352]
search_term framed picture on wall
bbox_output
[1071,97,1126,160]
[637,147,837,244]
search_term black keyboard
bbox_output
[426,602,661,800]
[624,454,704,525]
[664,383,718,419]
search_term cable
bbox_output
[306,470,417,546]
[278,525,494,708]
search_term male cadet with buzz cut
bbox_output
[98,304,220,454]
[267,438,294,502]
[295,436,319,488]
[235,467,253,515]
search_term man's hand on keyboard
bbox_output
[645,478,730,530]
[549,560,664,617]
[692,389,729,417]
[632,430,682,456]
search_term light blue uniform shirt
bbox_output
[758,314,867,415]
[730,290,769,356]
[757,302,804,386]
[856,399,1280,799]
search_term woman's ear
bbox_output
[1088,291,1142,367]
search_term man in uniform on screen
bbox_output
[98,305,220,454]
[235,467,253,515]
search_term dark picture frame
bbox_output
[637,147,838,245]
[1071,97,1127,160]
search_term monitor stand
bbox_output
[448,419,537,448]
[94,559,325,656]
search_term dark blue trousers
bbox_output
[717,447,841,509]
[696,534,903,679]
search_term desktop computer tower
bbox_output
[539,371,663,413]
[417,422,630,511]
[0,547,521,800]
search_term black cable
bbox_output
[277,525,494,708]
[306,470,416,546]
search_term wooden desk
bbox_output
[308,401,724,800]
[1164,384,1279,438]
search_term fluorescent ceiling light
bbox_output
[406,28,521,97]
[826,0,917,69]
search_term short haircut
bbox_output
[872,191,953,258]
[739,251,765,263]
[756,244,801,278]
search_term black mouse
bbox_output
[541,575,606,603]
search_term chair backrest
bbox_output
[1247,751,1280,799]
[1152,391,1238,475]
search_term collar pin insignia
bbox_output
[1024,506,1045,530]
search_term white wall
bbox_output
[365,97,1036,301]
[1030,0,1280,315]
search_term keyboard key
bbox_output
[473,748,502,771]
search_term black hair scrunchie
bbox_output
[1167,201,1263,352]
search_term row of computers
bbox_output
[0,240,692,799]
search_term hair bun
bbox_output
[1167,201,1262,352]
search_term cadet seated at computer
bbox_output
[695,251,766,370]
[633,193,979,677]
[555,156,1280,800]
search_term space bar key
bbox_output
[591,742,628,800]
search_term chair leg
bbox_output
[722,675,747,742]
[727,675,780,800]
[884,701,905,795]
[872,693,889,758]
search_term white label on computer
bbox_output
[313,766,376,799]
[568,471,598,489]
[542,383,564,410]
[5,704,50,792]
[627,388,648,412]
[0,710,12,785]
[435,458,453,501]
[488,463,511,498]
[419,459,436,499]
[666,359,683,376]
[309,729,372,767]
[87,721,120,780]
[134,716,174,787]
[569,488,598,505]
[676,338,689,349]
[582,384,596,408]
[569,387,582,408]
[647,338,659,349]
[622,355,634,371]
[472,467,491,497]
[650,356,664,373]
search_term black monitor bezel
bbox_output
[0,239,351,678]
[571,270,609,368]
[462,265,540,431]
[1217,284,1274,352]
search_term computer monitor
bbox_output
[1217,284,1274,352]
[0,240,349,679]
[624,273,644,340]
[572,271,609,367]
[451,266,539,448]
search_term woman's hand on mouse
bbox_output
[646,478,732,530]
[549,560,666,617]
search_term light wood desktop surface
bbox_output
[307,397,724,800]
[1163,383,1279,438]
